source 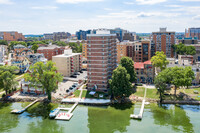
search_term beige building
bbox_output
[82,43,87,61]
[52,49,82,77]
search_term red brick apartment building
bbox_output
[37,45,65,60]
[134,40,151,62]
[87,33,117,92]
[152,28,175,58]
[0,31,26,42]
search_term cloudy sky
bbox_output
[0,0,200,34]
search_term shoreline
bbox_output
[1,97,200,105]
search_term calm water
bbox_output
[0,102,199,133]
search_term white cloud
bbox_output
[56,0,104,4]
[179,0,200,1]
[31,6,58,10]
[0,0,13,4]
[193,15,200,20]
[124,1,135,5]
[166,5,183,8]
[136,0,167,5]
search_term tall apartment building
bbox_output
[0,31,25,42]
[185,28,200,40]
[134,41,151,62]
[37,45,65,60]
[152,28,175,58]
[117,41,135,63]
[178,37,198,44]
[52,49,82,77]
[43,33,53,40]
[87,30,117,91]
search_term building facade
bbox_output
[37,45,65,60]
[152,28,175,58]
[87,32,117,91]
[82,43,87,61]
[52,49,82,77]
[134,60,154,84]
[134,41,151,62]
[0,31,25,42]
[185,28,200,40]
[76,30,92,40]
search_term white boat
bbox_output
[49,109,60,118]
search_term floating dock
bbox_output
[11,99,38,114]
[55,102,78,121]
[61,98,111,105]
[130,88,147,120]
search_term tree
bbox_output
[120,56,136,83]
[184,66,195,88]
[0,71,17,95]
[186,46,196,55]
[109,66,132,101]
[31,44,39,53]
[8,41,27,50]
[0,40,8,45]
[151,51,169,71]
[154,74,167,103]
[24,61,63,101]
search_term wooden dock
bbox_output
[11,99,38,114]
[130,88,147,120]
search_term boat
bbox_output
[49,109,60,118]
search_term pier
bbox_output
[11,99,38,114]
[130,88,147,120]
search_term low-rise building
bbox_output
[52,49,82,77]
[134,60,154,84]
[37,45,65,60]
[178,55,193,65]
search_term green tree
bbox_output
[154,74,167,103]
[151,51,169,71]
[9,41,27,50]
[184,66,195,88]
[109,66,132,101]
[0,71,17,95]
[24,61,63,101]
[0,40,8,45]
[174,43,186,55]
[120,56,136,83]
[31,44,39,53]
[186,46,196,55]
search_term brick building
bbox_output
[37,45,65,60]
[87,31,117,91]
[185,28,200,40]
[134,60,154,84]
[152,28,175,58]
[134,41,151,62]
[82,43,87,61]
[117,41,135,63]
[0,31,25,42]
[52,49,82,77]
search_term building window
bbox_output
[102,53,104,55]
[102,45,104,47]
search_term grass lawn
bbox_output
[73,90,108,99]
[133,87,159,99]
[179,88,200,101]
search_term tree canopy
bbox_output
[24,61,63,101]
[31,44,39,53]
[0,66,19,95]
[0,40,8,45]
[151,51,169,71]
[120,56,136,83]
[109,66,132,101]
[174,43,196,55]
[155,66,194,95]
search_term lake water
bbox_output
[0,102,199,133]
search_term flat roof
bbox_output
[87,34,116,37]
[53,53,81,58]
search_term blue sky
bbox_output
[0,0,200,34]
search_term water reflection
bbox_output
[0,102,19,133]
[87,103,134,133]
[151,104,194,133]
[27,119,64,133]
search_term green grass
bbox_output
[133,87,159,99]
[73,90,108,99]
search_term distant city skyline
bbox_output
[0,0,200,34]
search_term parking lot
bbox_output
[63,71,87,81]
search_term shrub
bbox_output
[2,93,6,98]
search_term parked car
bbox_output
[80,71,83,73]
[69,87,73,90]
[66,90,69,93]
[70,75,77,78]
[72,84,77,87]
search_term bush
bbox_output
[8,90,11,94]
[2,93,6,98]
